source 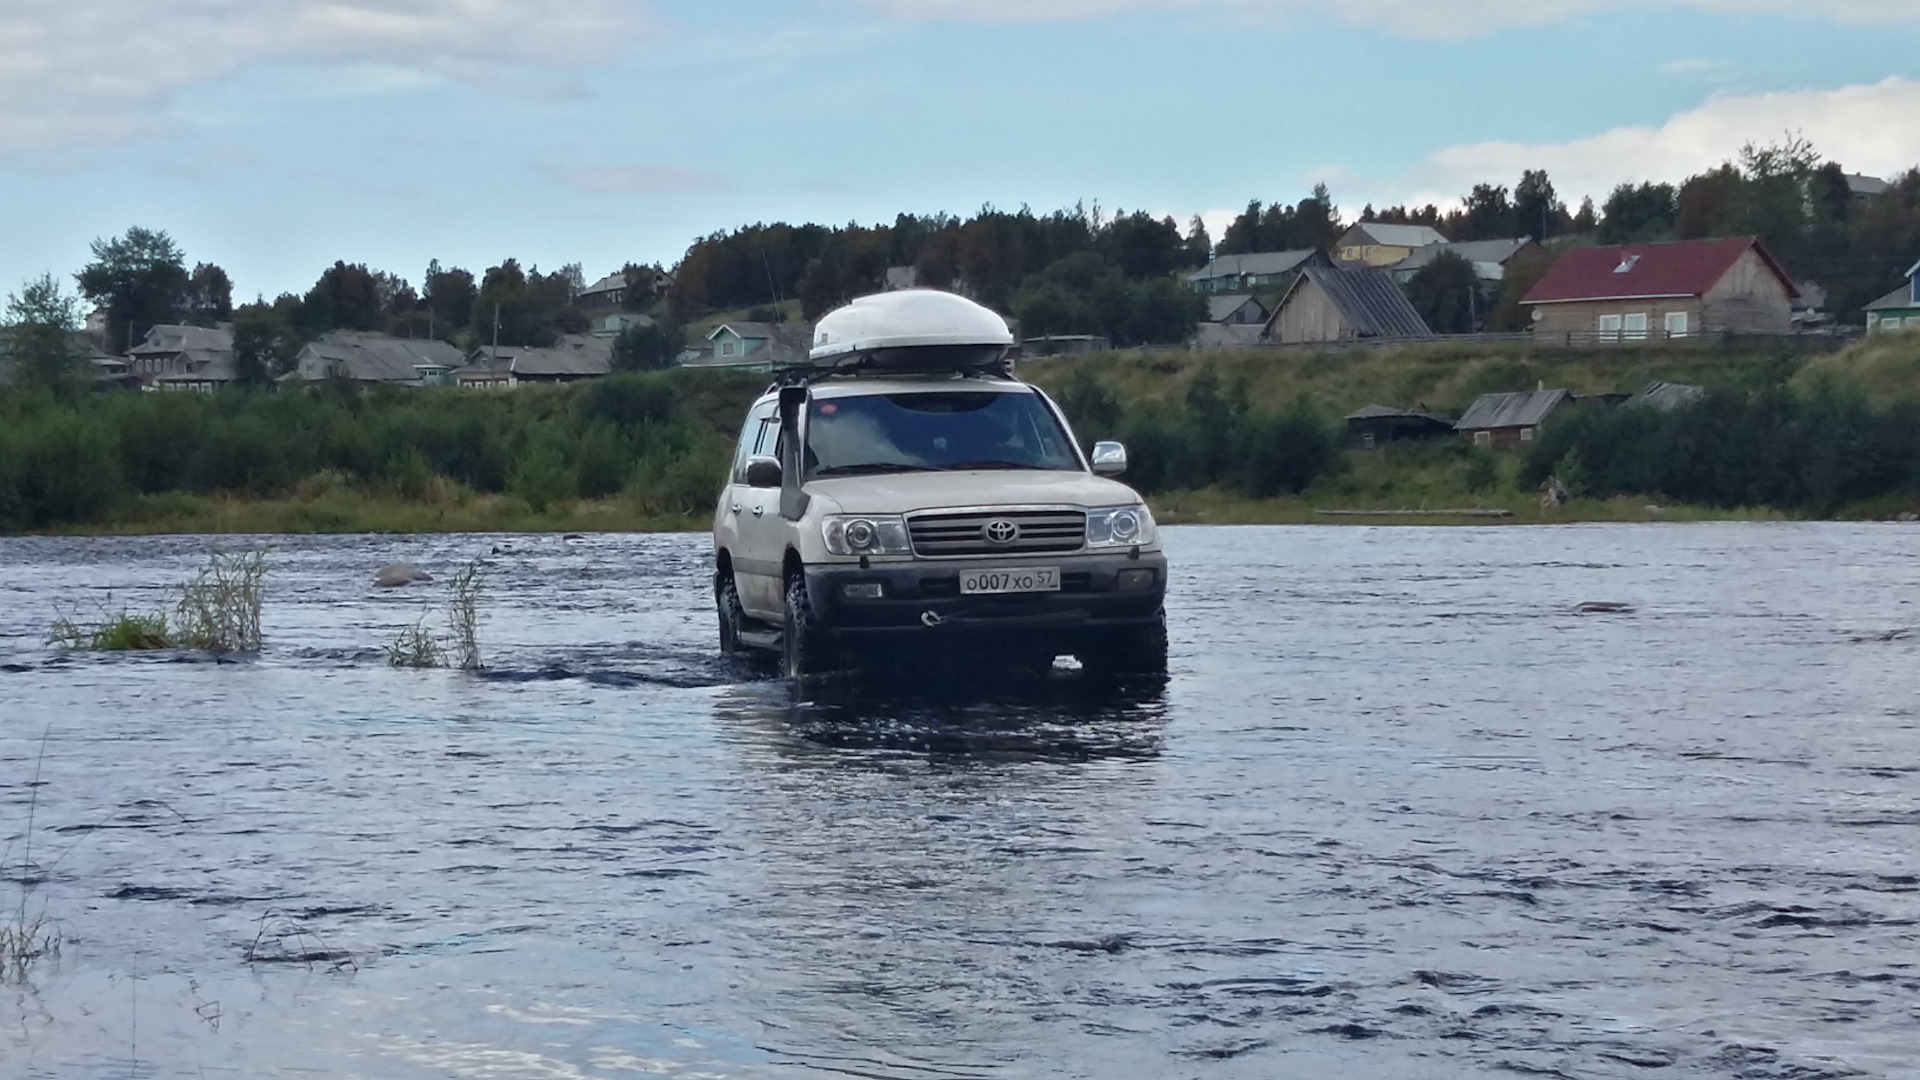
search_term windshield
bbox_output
[807,391,1081,477]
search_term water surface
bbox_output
[2,524,1917,1078]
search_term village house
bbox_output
[590,312,656,339]
[292,331,465,387]
[576,272,628,310]
[1262,252,1434,345]
[1183,250,1314,294]
[1191,294,1271,349]
[1344,404,1454,449]
[690,321,814,370]
[1863,260,1920,334]
[1454,388,1573,450]
[456,334,614,388]
[1390,238,1540,285]
[125,324,234,385]
[1335,223,1448,267]
[1521,236,1800,340]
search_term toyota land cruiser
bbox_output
[711,290,1168,678]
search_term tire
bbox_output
[1080,612,1169,676]
[782,574,837,678]
[716,571,746,655]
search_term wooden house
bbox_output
[1183,250,1314,294]
[1454,389,1573,450]
[1864,260,1920,334]
[1263,253,1434,345]
[1335,223,1448,267]
[1521,236,1799,339]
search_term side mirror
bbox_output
[1091,441,1128,476]
[745,455,782,489]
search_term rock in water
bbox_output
[374,562,434,588]
[1575,601,1634,614]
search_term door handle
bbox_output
[752,506,765,517]
[731,504,742,514]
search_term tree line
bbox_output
[1521,381,1920,516]
[0,372,758,531]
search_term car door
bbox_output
[724,402,785,617]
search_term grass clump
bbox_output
[44,550,266,654]
[45,602,170,651]
[173,550,265,653]
[386,617,444,669]
[4,729,60,983]
[387,560,485,671]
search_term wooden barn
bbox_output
[1522,236,1799,340]
[1263,253,1434,345]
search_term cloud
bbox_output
[1384,77,1920,208]
[852,0,1920,36]
[0,0,652,156]
[1657,57,1739,80]
[553,165,732,196]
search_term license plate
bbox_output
[961,567,1061,595]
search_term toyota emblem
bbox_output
[982,519,1021,545]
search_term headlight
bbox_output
[822,515,912,556]
[1086,504,1155,548]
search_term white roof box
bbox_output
[809,290,1013,369]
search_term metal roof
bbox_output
[128,324,232,356]
[1393,238,1532,274]
[1865,283,1919,312]
[465,334,613,378]
[1346,403,1450,422]
[1341,223,1448,249]
[1523,236,1799,305]
[298,332,465,383]
[1627,381,1706,412]
[1206,294,1264,321]
[1183,250,1315,283]
[1454,389,1572,431]
[1277,253,1434,339]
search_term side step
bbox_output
[737,627,782,653]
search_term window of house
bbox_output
[1473,430,1492,447]
[720,341,738,357]
[1598,314,1623,342]
[1520,428,1535,442]
[1665,311,1690,338]
[1623,313,1649,340]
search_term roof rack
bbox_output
[771,350,1013,389]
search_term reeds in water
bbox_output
[386,560,484,670]
[44,550,266,655]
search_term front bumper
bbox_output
[804,551,1167,639]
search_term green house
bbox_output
[1864,260,1920,334]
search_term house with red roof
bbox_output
[1522,236,1799,341]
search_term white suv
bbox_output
[711,290,1168,678]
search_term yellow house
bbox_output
[1335,222,1449,267]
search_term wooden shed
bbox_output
[1263,253,1434,345]
[1454,389,1573,450]
[1345,405,1455,449]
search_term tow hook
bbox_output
[921,611,946,628]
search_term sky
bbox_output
[3,0,1920,303]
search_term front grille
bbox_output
[908,510,1087,558]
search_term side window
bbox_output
[731,401,778,482]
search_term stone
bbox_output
[374,562,434,588]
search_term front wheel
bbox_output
[782,575,838,679]
[1079,613,1169,677]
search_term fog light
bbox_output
[1116,568,1156,592]
[842,582,886,601]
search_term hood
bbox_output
[806,469,1145,515]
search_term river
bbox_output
[2,524,1917,1079]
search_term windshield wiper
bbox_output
[937,460,1044,471]
[811,463,939,477]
